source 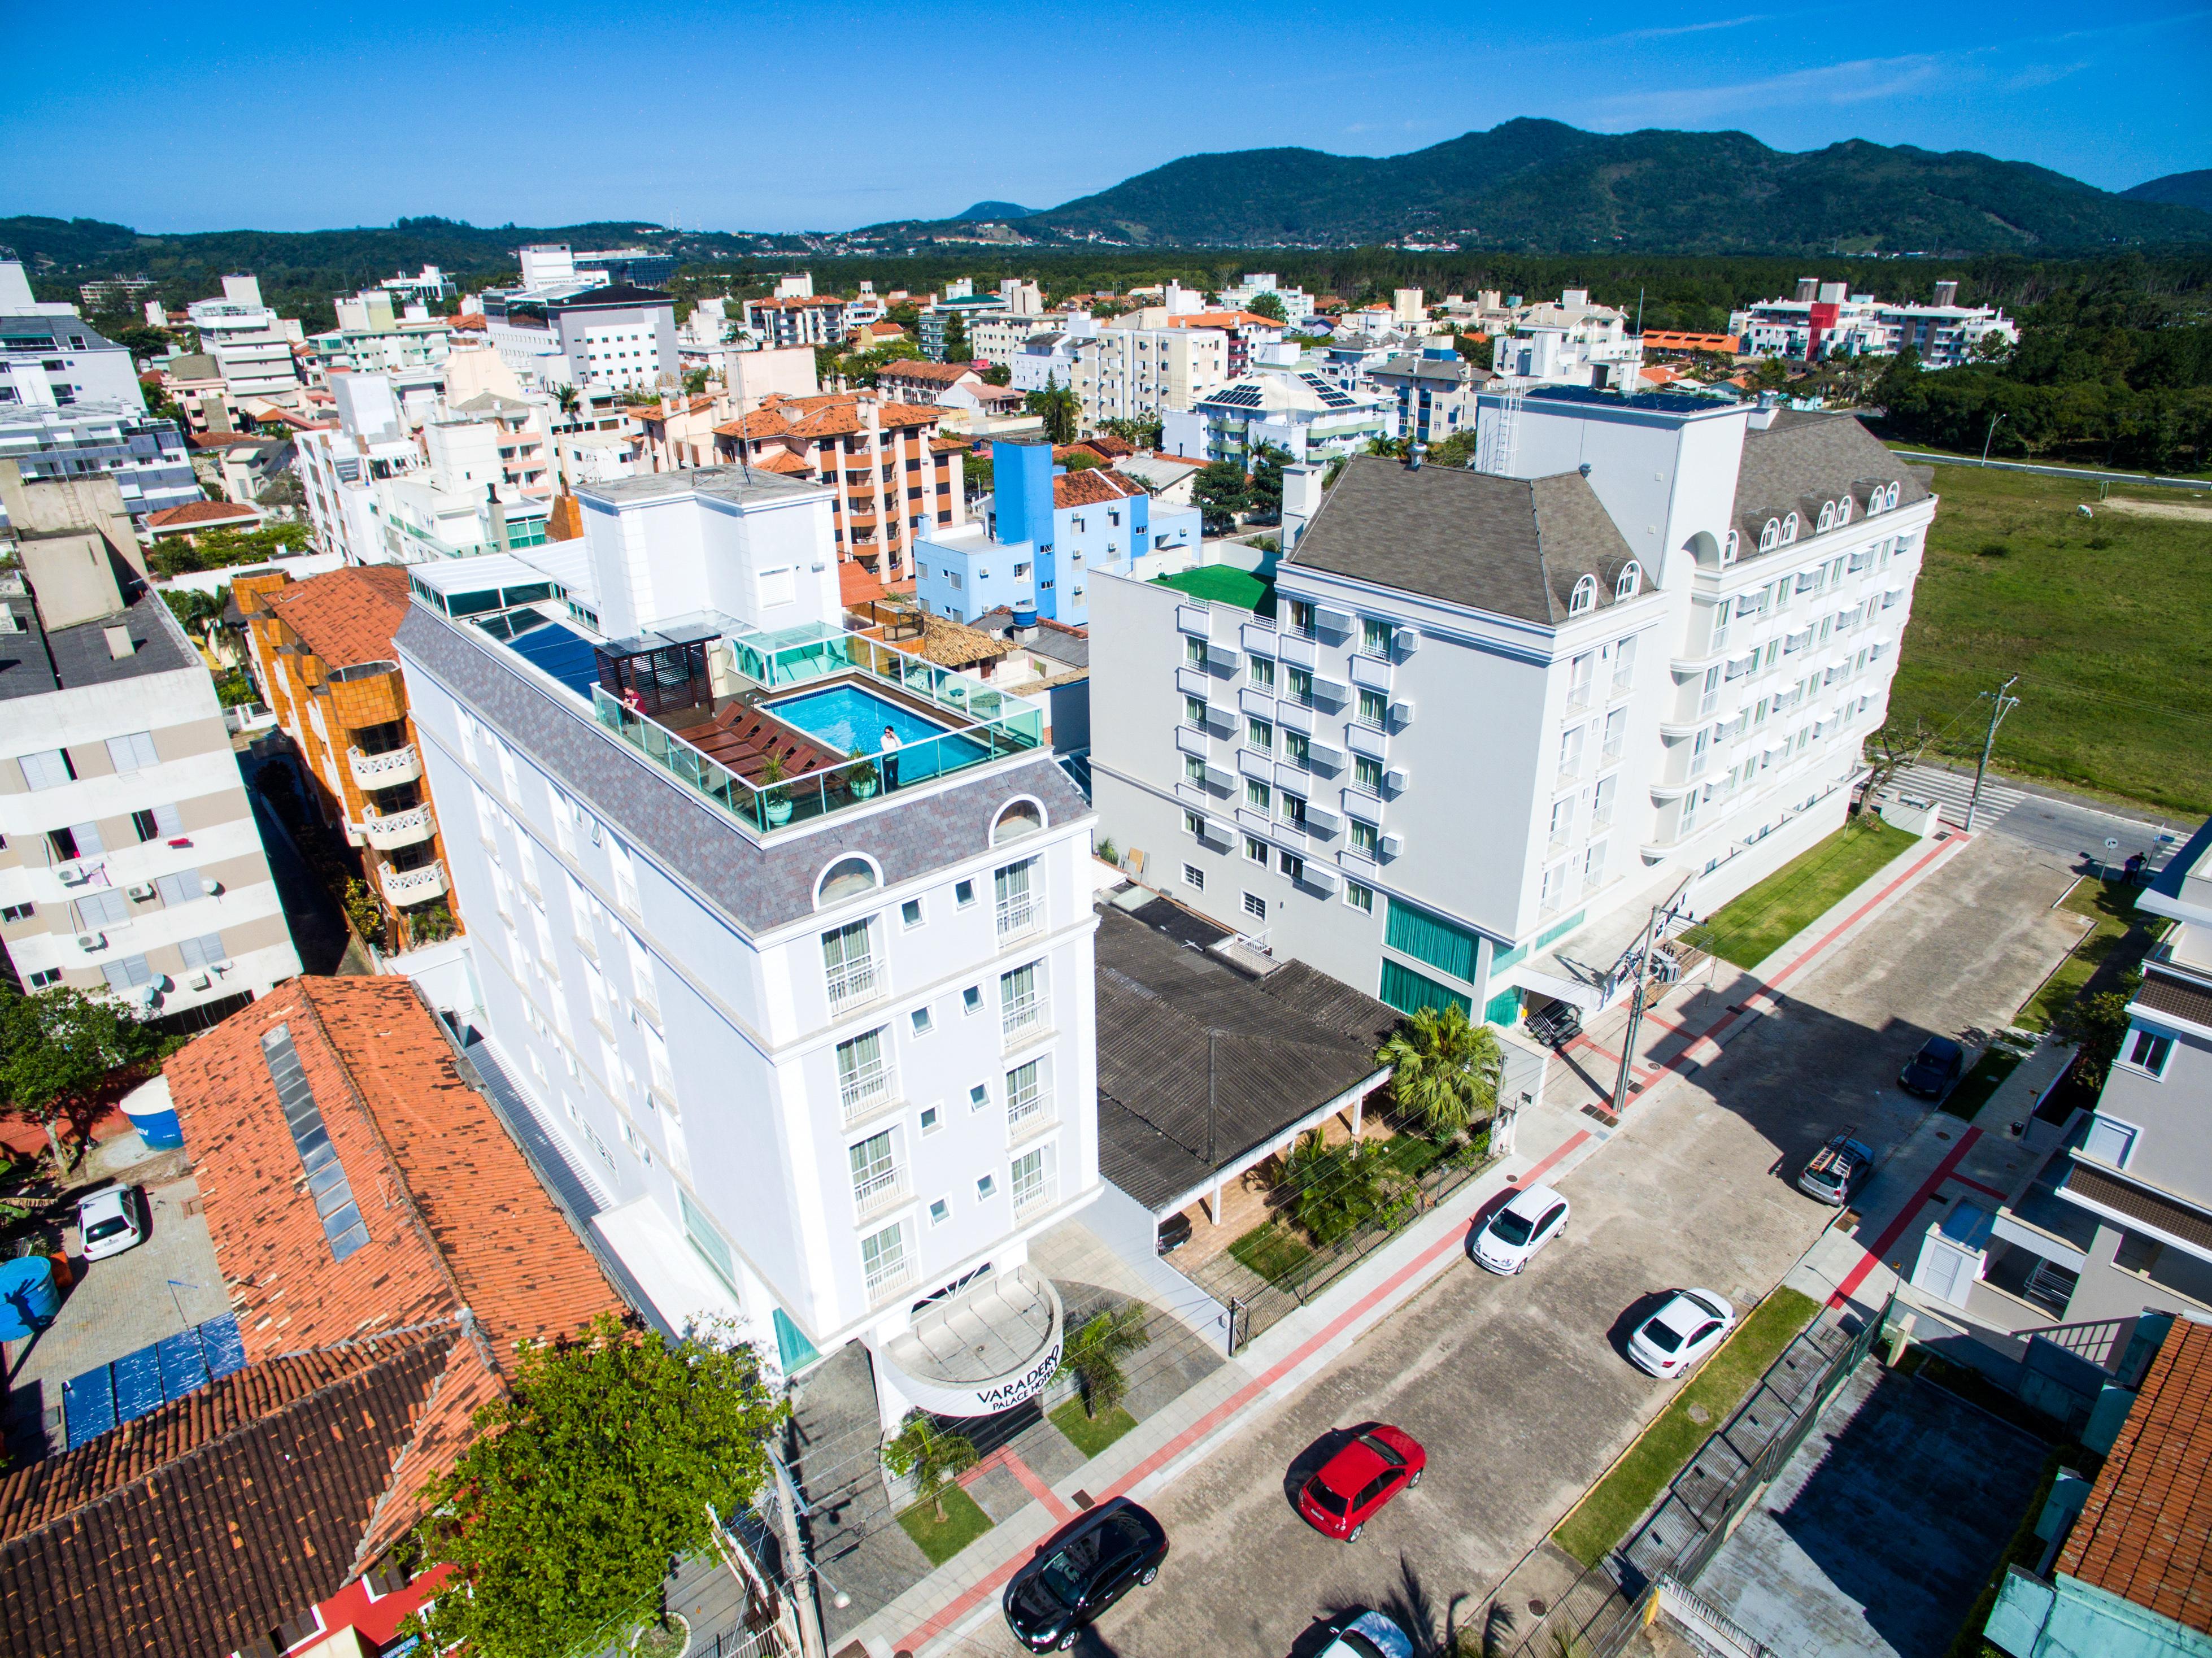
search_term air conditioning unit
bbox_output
[1384,767,1409,794]
[1379,833,1405,859]
[189,972,212,991]
[1388,699,1414,726]
[1396,627,1420,656]
[128,883,156,902]
[77,932,105,951]
[201,877,224,897]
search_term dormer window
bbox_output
[1780,513,1799,545]
[1759,519,1780,552]
[1722,530,1739,566]
[1614,562,1641,600]
[1569,575,1597,616]
[1817,503,1835,533]
[1835,495,1850,525]
[1883,482,1900,510]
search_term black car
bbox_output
[1526,1001,1582,1048]
[1002,1497,1168,1651]
[1899,1035,1966,1098]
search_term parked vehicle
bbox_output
[1797,1132,1874,1206]
[1472,1183,1570,1274]
[1317,1611,1416,1658]
[76,1186,145,1262]
[1296,1422,1426,1542]
[1002,1498,1168,1651]
[1155,1212,1192,1256]
[1626,1290,1738,1379]
[1526,1002,1583,1048]
[1899,1035,1966,1099]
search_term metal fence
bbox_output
[1502,1298,1891,1658]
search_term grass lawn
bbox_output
[896,1485,994,1566]
[1050,1398,1138,1459]
[1940,1047,2022,1121]
[1682,816,1919,968]
[1554,1287,1821,1569]
[1882,463,2212,816]
[1229,1219,1314,1283]
[1152,564,1275,613]
[2015,878,2166,1032]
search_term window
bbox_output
[1759,519,1780,552]
[1614,562,1641,600]
[1284,729,1310,766]
[2124,1029,2174,1077]
[969,1082,990,1111]
[901,898,924,928]
[2084,1115,2138,1166]
[1,902,32,924]
[75,889,130,929]
[1183,862,1205,889]
[26,969,59,989]
[920,1104,940,1133]
[1353,755,1384,796]
[1278,792,1307,830]
[1278,850,1304,881]
[132,804,184,842]
[1357,687,1388,729]
[929,1198,951,1225]
[975,1173,996,1199]
[1185,636,1207,666]
[1781,512,1799,544]
[1243,834,1266,864]
[1247,717,1274,753]
[1345,880,1374,914]
[1360,617,1394,658]
[1185,694,1208,727]
[910,1006,934,1035]
[1183,808,1205,838]
[154,870,204,906]
[963,985,982,1015]
[1286,598,1315,638]
[1248,655,1276,689]
[816,856,877,907]
[1243,891,1268,921]
[102,954,155,991]
[835,1028,891,1115]
[955,878,976,908]
[1349,819,1378,857]
[1246,778,1270,812]
[1569,575,1597,615]
[106,730,161,772]
[861,1221,909,1295]
[19,748,74,790]
[849,1128,898,1206]
[1011,1146,1052,1214]
[1186,752,1206,786]
[993,799,1043,845]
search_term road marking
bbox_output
[1893,764,2024,828]
[1948,1171,2010,1203]
[894,1132,1596,1653]
[1828,1127,1983,1310]
[958,1446,1075,1526]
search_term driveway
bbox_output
[958,834,2081,1657]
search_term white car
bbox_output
[1318,1611,1413,1658]
[1627,1290,1737,1378]
[77,1186,146,1262]
[1472,1183,1570,1275]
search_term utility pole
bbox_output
[770,1446,828,1658]
[1964,675,2021,833]
[1612,882,1691,1117]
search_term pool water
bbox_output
[768,682,985,779]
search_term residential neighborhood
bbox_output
[3,21,2211,1658]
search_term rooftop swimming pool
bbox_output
[767,682,989,781]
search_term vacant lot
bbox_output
[1884,464,2212,816]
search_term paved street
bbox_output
[940,832,2084,1658]
[1892,761,2185,872]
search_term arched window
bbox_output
[1614,562,1641,600]
[992,798,1044,845]
[1781,512,1799,544]
[1864,488,1883,516]
[1722,530,1739,566]
[816,856,878,906]
[1759,519,1780,552]
[1817,503,1834,533]
[1835,495,1850,524]
[1569,574,1597,616]
[1884,482,1900,510]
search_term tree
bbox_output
[1024,373,1079,446]
[0,985,153,1170]
[979,362,1012,386]
[2056,978,2140,1095]
[682,367,710,395]
[409,1315,785,1658]
[1192,460,1250,534]
[1056,1302,1153,1420]
[881,1413,979,1522]
[1377,1002,1501,1141]
[1860,717,1934,807]
[1246,291,1287,324]
[115,324,173,360]
[555,384,581,417]
[940,310,970,363]
[343,878,386,950]
[1099,415,1162,450]
[1428,430,1478,468]
[1248,443,1288,523]
[1454,332,1493,369]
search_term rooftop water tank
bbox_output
[1011,601,1038,631]
[0,1255,61,1340]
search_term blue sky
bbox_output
[6,1,2206,233]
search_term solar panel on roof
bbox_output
[262,1026,371,1263]
[156,1329,211,1400]
[200,1312,247,1379]
[112,1344,164,1424]
[62,1369,116,1448]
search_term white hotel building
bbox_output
[1090,386,1937,1028]
[391,464,1099,1421]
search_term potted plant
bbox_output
[760,752,795,827]
[845,746,879,800]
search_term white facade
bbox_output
[395,467,1101,1403]
[1218,273,1317,327]
[1092,393,1936,1028]
[187,276,304,405]
[1162,347,1396,464]
[1730,280,2019,369]
[1012,314,1233,438]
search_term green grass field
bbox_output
[2015,878,2170,1033]
[1885,464,2212,816]
[896,1485,995,1566]
[1229,1219,1314,1282]
[1050,1398,1138,1459]
[1682,816,1919,968]
[1554,1287,1821,1569]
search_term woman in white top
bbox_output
[880,724,902,790]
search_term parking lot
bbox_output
[973,833,2085,1657]
[1,1167,230,1463]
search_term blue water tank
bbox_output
[0,1255,61,1339]
[121,1094,184,1150]
[1011,602,1038,631]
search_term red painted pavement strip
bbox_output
[895,1130,1597,1652]
[1949,1171,2010,1203]
[1828,1127,1983,1310]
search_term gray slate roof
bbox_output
[0,588,195,703]
[972,608,1089,668]
[394,603,1090,937]
[1094,903,1396,1213]
[1285,454,1645,624]
[1730,411,1929,553]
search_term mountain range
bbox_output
[874,120,2211,253]
[2124,170,2212,215]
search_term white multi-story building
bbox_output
[1730,278,2019,368]
[1011,314,1231,438]
[391,464,1100,1416]
[1,262,151,412]
[186,275,304,406]
[0,545,300,1021]
[1218,273,1317,328]
[1092,387,1935,1030]
[481,282,677,393]
[1162,345,1395,464]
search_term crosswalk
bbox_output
[1890,763,2027,828]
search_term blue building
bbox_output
[913,442,1200,628]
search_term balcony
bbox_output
[826,955,883,1016]
[839,1058,898,1128]
[1239,685,1276,717]
[1175,604,1210,637]
[1176,724,1209,757]
[1008,1082,1055,1141]
[1002,992,1048,1051]
[360,803,436,851]
[1176,665,1213,698]
[1278,633,1318,669]
[349,743,421,789]
[853,1162,910,1221]
[1013,1169,1059,1222]
[1349,654,1392,691]
[378,859,447,904]
[1347,723,1387,760]
[996,893,1041,944]
[1239,619,1279,655]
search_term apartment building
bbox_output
[1731,278,2019,368]
[390,464,1099,1417]
[0,541,299,1022]
[481,283,677,392]
[914,442,1200,628]
[1092,388,1934,1029]
[0,402,200,528]
[301,287,455,381]
[745,293,852,349]
[185,275,304,406]
[1166,310,1287,378]
[1162,346,1395,464]
[1011,315,1231,439]
[233,565,459,949]
[1369,348,1492,450]
[1,263,149,413]
[1218,273,1318,327]
[711,390,966,589]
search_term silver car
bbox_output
[77,1186,146,1261]
[1627,1290,1737,1379]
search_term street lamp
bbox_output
[1981,412,2006,464]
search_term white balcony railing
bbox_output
[378,859,447,904]
[1012,1171,1057,1220]
[349,743,421,789]
[853,1163,908,1218]
[826,956,881,1015]
[865,1250,917,1303]
[1002,993,1045,1047]
[996,896,1039,942]
[839,1059,895,1125]
[1008,1083,1053,1135]
[360,803,437,851]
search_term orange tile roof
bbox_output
[1054,467,1144,508]
[2059,1320,2212,1631]
[264,564,412,668]
[839,559,889,607]
[145,499,260,529]
[755,449,814,476]
[547,493,585,541]
[165,978,623,1373]
[880,360,978,386]
[451,312,487,330]
[712,391,942,443]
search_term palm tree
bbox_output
[881,1413,978,1522]
[1378,1002,1503,1141]
[1057,1302,1153,1421]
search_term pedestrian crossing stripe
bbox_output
[1891,764,2025,825]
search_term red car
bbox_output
[1296,1422,1426,1542]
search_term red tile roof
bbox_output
[712,391,943,443]
[880,360,979,386]
[2059,1319,2212,1631]
[144,499,259,530]
[264,564,413,668]
[1054,467,1145,509]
